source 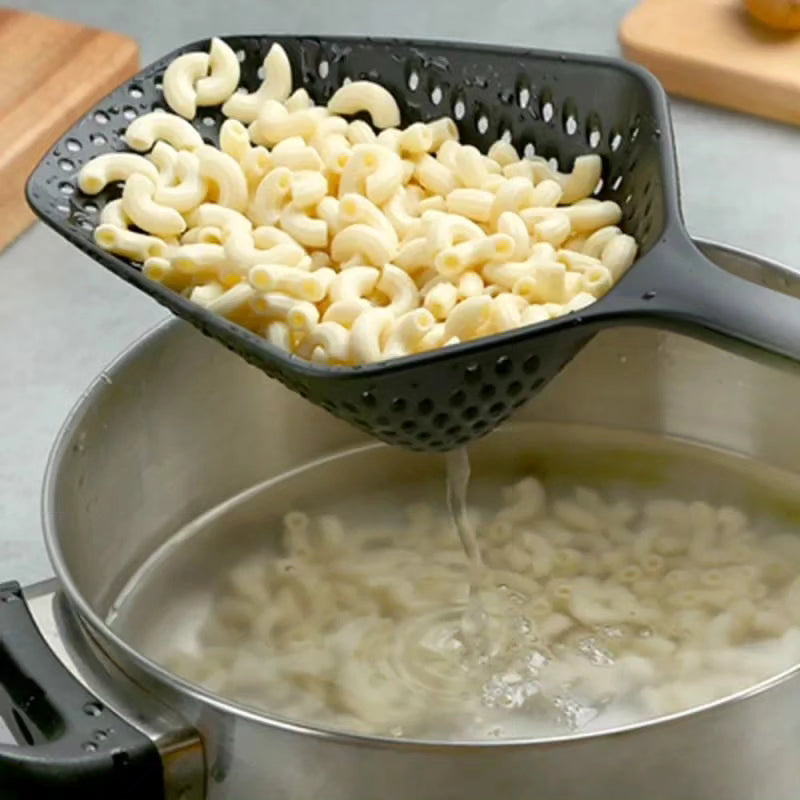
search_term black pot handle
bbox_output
[0,581,165,800]
[604,231,800,371]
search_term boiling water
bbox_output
[108,424,800,741]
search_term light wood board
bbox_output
[0,10,139,252]
[619,0,800,127]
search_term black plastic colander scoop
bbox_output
[27,36,800,452]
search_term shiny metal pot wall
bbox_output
[2,241,800,799]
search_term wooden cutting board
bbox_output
[619,0,800,127]
[0,10,139,252]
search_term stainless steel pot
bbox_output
[3,240,800,800]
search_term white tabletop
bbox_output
[2,0,799,584]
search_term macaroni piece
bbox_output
[78,153,159,194]
[398,122,433,155]
[559,154,603,204]
[219,119,252,163]
[329,266,380,302]
[383,308,436,357]
[327,81,401,129]
[78,39,641,367]
[377,264,419,315]
[195,145,249,212]
[147,141,179,185]
[445,188,494,223]
[427,117,459,150]
[122,174,186,236]
[222,43,293,123]
[195,38,241,107]
[331,224,396,266]
[99,198,129,229]
[250,167,292,226]
[252,100,327,147]
[350,307,395,363]
[124,111,204,152]
[94,224,167,261]
[270,136,324,171]
[153,151,207,213]
[279,206,328,249]
[163,51,210,119]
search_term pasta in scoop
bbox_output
[78,37,639,368]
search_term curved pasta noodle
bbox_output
[424,281,458,320]
[414,154,457,196]
[225,229,306,268]
[78,153,159,194]
[426,117,459,150]
[559,154,603,205]
[301,322,351,363]
[153,151,208,213]
[250,167,292,226]
[270,136,324,172]
[122,174,186,236]
[219,119,252,163]
[328,81,401,129]
[252,100,326,147]
[443,295,492,340]
[382,308,435,358]
[124,111,204,152]
[187,203,252,234]
[171,242,227,273]
[195,145,248,212]
[339,193,398,249]
[162,51,210,119]
[332,224,395,266]
[398,122,433,155]
[94,224,167,261]
[280,206,328,249]
[222,43,293,123]
[249,265,328,301]
[147,141,179,185]
[446,188,494,223]
[195,37,241,106]
[329,266,380,302]
[350,307,395,363]
[377,264,419,315]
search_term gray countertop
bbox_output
[2,0,799,584]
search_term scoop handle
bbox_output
[603,232,800,372]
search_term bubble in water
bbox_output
[524,649,549,674]
[577,637,615,666]
[508,591,526,606]
[390,726,404,737]
[598,625,625,639]
[552,695,599,731]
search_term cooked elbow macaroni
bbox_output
[158,464,800,739]
[79,38,640,366]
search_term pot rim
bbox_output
[40,237,800,749]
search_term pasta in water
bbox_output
[79,38,640,367]
[159,462,800,740]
